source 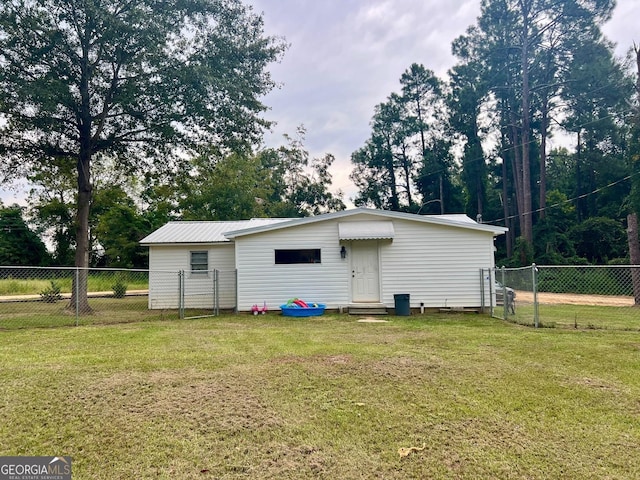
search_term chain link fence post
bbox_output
[501,266,507,321]
[178,269,184,319]
[75,267,79,326]
[532,263,539,328]
[479,269,485,313]
[214,269,219,316]
[234,269,238,313]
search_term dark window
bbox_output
[275,249,321,264]
[190,251,208,273]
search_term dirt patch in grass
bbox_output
[366,356,443,382]
[568,376,626,393]
[271,353,354,366]
[76,368,284,435]
[270,352,441,384]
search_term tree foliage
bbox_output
[2,1,639,270]
[350,0,636,266]
[178,127,346,220]
[350,64,463,213]
[0,204,50,266]
[0,0,285,308]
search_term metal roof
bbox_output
[225,208,507,238]
[139,218,292,245]
[141,208,507,245]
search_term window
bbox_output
[190,251,208,273]
[275,249,321,264]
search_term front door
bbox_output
[351,240,380,303]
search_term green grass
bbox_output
[0,296,178,329]
[505,303,640,330]
[1,314,640,479]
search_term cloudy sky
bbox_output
[247,0,639,205]
[1,0,638,207]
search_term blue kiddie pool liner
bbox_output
[280,303,326,317]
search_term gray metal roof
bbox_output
[140,218,292,245]
[141,208,507,245]
[225,208,507,238]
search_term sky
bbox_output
[246,0,639,206]
[1,0,638,208]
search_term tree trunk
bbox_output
[400,147,413,207]
[539,100,549,220]
[69,41,93,314]
[501,135,513,257]
[520,9,533,244]
[385,138,399,210]
[69,151,93,314]
[627,213,640,305]
[509,121,525,236]
[576,130,583,222]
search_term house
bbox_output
[140,208,507,313]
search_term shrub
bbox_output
[111,276,128,298]
[40,281,63,303]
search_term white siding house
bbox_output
[140,208,506,312]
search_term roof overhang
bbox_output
[338,221,395,240]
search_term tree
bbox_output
[259,128,346,217]
[178,153,268,221]
[569,217,626,264]
[448,55,488,218]
[28,161,77,266]
[562,38,631,221]
[627,44,640,303]
[0,204,50,266]
[455,0,615,246]
[532,190,576,264]
[93,186,149,268]
[175,127,345,220]
[350,97,407,210]
[0,0,285,311]
[400,64,442,161]
[351,65,450,213]
[415,137,465,215]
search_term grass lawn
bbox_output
[506,303,640,330]
[0,274,149,296]
[0,296,178,329]
[1,314,639,479]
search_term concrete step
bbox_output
[347,303,388,315]
[349,309,388,315]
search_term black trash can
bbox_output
[394,293,411,316]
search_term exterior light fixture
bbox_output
[340,245,347,259]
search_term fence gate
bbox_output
[179,269,237,319]
[180,269,217,320]
[485,266,539,327]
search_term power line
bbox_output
[483,171,640,225]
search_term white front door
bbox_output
[351,240,380,303]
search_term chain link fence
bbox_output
[0,266,237,329]
[490,265,640,330]
[6,264,639,331]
